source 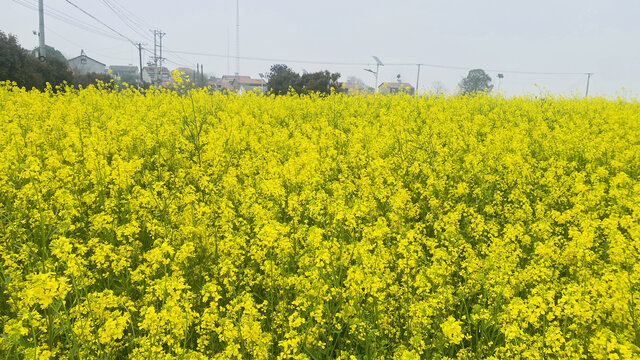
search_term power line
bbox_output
[96,1,196,69]
[164,49,373,66]
[14,0,178,74]
[47,27,134,62]
[165,58,194,68]
[63,0,137,45]
[107,0,154,31]
[163,49,590,76]
[11,0,127,41]
[482,68,589,76]
[100,0,153,42]
[13,0,592,78]
[383,62,589,76]
[162,47,197,68]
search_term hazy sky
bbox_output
[3,0,640,96]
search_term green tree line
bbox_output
[0,31,112,90]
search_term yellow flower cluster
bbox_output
[1,81,639,359]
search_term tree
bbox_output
[342,76,374,94]
[266,64,300,95]
[298,70,341,94]
[459,69,493,94]
[30,45,68,64]
[40,56,74,87]
[72,72,113,88]
[0,31,72,90]
[0,31,42,87]
[346,76,366,86]
[431,81,448,95]
[115,72,140,86]
[267,64,342,95]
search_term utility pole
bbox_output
[158,30,165,86]
[152,30,158,85]
[375,63,379,92]
[151,29,165,86]
[497,73,504,93]
[364,56,384,93]
[415,64,421,96]
[235,0,240,76]
[585,73,593,97]
[138,43,143,83]
[38,0,46,60]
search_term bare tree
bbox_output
[431,81,448,95]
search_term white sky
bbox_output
[2,0,640,97]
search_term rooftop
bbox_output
[221,75,266,86]
[379,82,414,89]
[68,50,105,66]
[109,65,138,72]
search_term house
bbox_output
[174,67,198,83]
[142,66,171,84]
[340,81,373,95]
[68,50,106,75]
[378,82,415,95]
[209,78,235,92]
[220,75,266,93]
[109,65,139,78]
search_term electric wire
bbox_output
[46,27,134,62]
[106,0,155,31]
[100,0,153,43]
[63,0,137,45]
[163,49,373,66]
[13,0,592,78]
[164,50,591,76]
[11,0,127,42]
[162,47,198,68]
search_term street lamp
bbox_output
[259,72,267,93]
[364,55,383,92]
[32,30,45,61]
[497,73,504,93]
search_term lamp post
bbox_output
[364,55,383,92]
[497,73,504,93]
[38,0,46,61]
[585,73,593,97]
[32,30,45,61]
[259,72,267,94]
[416,64,421,96]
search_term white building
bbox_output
[142,66,171,84]
[109,65,139,78]
[378,82,415,95]
[68,50,106,75]
[220,75,266,93]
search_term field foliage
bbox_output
[1,82,640,359]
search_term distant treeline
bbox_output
[266,64,343,95]
[0,31,114,90]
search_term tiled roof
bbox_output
[68,54,105,66]
[109,65,138,72]
[379,82,414,89]
[143,66,170,73]
[221,75,265,86]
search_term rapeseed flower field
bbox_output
[0,81,639,359]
